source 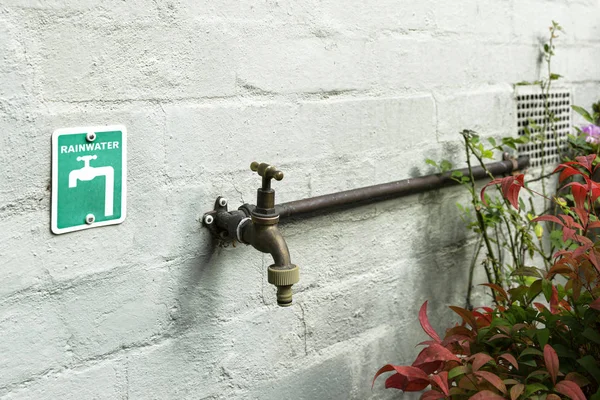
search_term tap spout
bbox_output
[238,213,299,307]
[241,220,291,267]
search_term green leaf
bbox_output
[515,135,529,144]
[502,137,517,150]
[524,383,548,397]
[520,359,537,367]
[528,279,543,301]
[508,286,528,304]
[542,279,553,302]
[577,355,600,384]
[511,267,542,278]
[550,73,562,80]
[451,170,463,178]
[488,137,497,146]
[520,347,544,358]
[572,105,595,123]
[583,327,600,345]
[448,365,468,379]
[425,158,438,168]
[553,344,577,359]
[440,160,453,173]
[537,329,550,348]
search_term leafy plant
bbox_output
[374,155,600,399]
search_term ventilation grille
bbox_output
[516,89,571,168]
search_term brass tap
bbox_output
[238,162,299,306]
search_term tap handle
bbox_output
[250,162,284,189]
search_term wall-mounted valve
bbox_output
[203,162,299,307]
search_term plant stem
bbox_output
[462,132,503,289]
[466,236,483,310]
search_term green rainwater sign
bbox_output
[51,126,127,234]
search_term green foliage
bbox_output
[375,156,600,399]
[572,105,595,124]
[377,20,600,399]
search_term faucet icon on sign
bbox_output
[68,155,115,217]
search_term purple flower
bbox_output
[583,124,600,144]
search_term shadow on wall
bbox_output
[411,189,472,330]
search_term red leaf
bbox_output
[480,174,525,209]
[420,390,446,400]
[510,383,524,400]
[592,182,600,202]
[546,395,561,400]
[576,154,596,172]
[471,310,492,326]
[556,165,585,182]
[562,182,588,209]
[550,286,559,315]
[419,301,441,343]
[533,215,565,226]
[471,353,493,372]
[573,242,593,258]
[413,343,461,368]
[573,206,589,228]
[544,344,559,384]
[430,371,449,396]
[468,390,506,400]
[499,353,519,370]
[480,283,509,302]
[373,364,430,390]
[385,373,430,391]
[548,262,573,277]
[417,361,444,375]
[449,306,478,330]
[555,380,587,400]
[589,251,600,274]
[590,297,600,311]
[475,370,507,394]
[562,226,577,242]
[559,214,584,230]
[588,220,600,229]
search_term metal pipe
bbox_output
[275,156,529,219]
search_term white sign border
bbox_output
[51,125,128,234]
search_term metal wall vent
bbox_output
[516,87,571,168]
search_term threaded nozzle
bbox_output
[276,286,293,307]
[268,264,299,307]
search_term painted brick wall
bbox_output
[1,1,599,399]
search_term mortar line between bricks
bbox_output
[0,294,288,396]
[37,77,600,112]
[0,254,195,308]
[0,333,174,397]
[39,90,425,108]
[34,75,600,112]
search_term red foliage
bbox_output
[375,156,600,398]
[480,174,525,209]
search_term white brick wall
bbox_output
[1,1,599,398]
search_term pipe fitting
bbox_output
[206,162,299,307]
[268,265,299,306]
